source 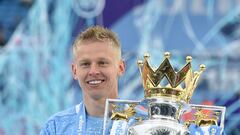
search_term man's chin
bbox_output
[90,94,106,101]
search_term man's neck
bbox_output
[83,97,106,117]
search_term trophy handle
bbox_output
[103,99,141,135]
[187,104,226,134]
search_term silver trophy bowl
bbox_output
[127,98,190,135]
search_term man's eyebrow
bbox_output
[98,57,110,61]
[77,59,90,63]
[98,58,107,61]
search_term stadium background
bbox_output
[0,0,240,134]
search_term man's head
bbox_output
[71,26,125,102]
[72,25,121,60]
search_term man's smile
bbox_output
[87,79,105,85]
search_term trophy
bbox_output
[103,52,226,135]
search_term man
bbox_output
[40,25,125,135]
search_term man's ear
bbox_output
[71,63,78,80]
[118,59,126,76]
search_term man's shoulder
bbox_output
[40,103,83,134]
[46,102,83,123]
[48,106,76,121]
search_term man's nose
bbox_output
[89,64,100,76]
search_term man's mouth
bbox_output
[87,79,105,85]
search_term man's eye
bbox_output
[99,61,108,66]
[79,63,90,67]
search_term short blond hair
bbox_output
[72,25,121,59]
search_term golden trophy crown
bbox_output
[137,52,206,103]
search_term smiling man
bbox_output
[40,26,125,135]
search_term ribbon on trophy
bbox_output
[110,120,128,135]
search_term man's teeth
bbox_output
[88,80,102,84]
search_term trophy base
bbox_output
[128,119,189,135]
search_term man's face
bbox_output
[72,41,125,101]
